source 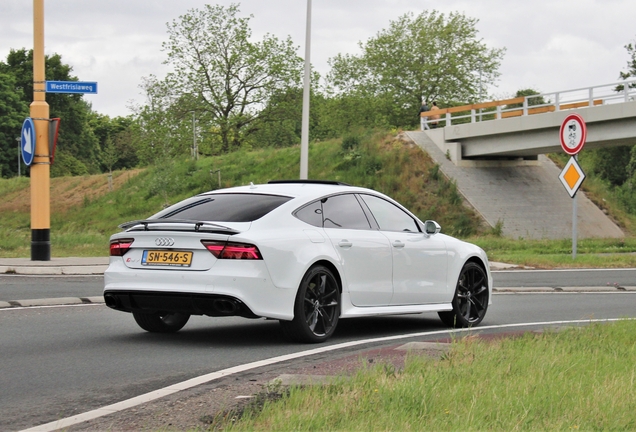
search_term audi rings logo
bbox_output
[155,237,175,247]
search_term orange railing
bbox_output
[420,79,636,128]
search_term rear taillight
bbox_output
[110,238,134,256]
[201,240,262,260]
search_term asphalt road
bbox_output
[2,290,636,430]
[1,268,635,302]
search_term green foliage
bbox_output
[153,3,304,153]
[50,150,89,177]
[506,88,548,109]
[327,10,505,129]
[586,145,632,186]
[341,134,361,151]
[0,49,101,173]
[0,72,28,178]
[616,38,636,90]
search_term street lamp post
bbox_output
[299,0,311,179]
[30,0,51,261]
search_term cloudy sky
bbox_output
[1,0,634,117]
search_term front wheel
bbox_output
[439,262,489,327]
[132,311,190,333]
[280,265,340,343]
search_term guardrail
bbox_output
[420,79,636,127]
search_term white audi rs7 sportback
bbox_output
[104,180,492,343]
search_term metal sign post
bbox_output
[572,156,578,259]
[558,114,587,259]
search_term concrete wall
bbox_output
[406,131,625,240]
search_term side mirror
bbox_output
[424,220,441,235]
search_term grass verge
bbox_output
[225,320,636,431]
[472,236,636,268]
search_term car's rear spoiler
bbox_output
[119,219,240,235]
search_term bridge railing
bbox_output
[420,79,636,127]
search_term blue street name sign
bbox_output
[46,81,98,94]
[21,118,36,166]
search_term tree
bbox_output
[0,72,29,177]
[505,89,548,109]
[326,10,505,128]
[616,39,636,91]
[0,49,101,173]
[153,3,303,153]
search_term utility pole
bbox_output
[30,0,51,260]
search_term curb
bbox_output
[0,265,107,275]
[0,296,104,309]
[493,286,636,293]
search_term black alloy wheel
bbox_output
[132,311,191,333]
[439,262,489,327]
[280,265,340,343]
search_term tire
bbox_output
[280,265,340,343]
[439,262,489,328]
[132,311,190,333]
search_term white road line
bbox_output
[493,268,636,273]
[20,317,633,432]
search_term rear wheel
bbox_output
[439,262,489,327]
[280,265,340,343]
[132,311,190,333]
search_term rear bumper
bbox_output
[104,290,259,318]
[103,258,296,320]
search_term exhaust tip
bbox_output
[213,299,239,315]
[104,294,119,309]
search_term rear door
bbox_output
[320,194,393,307]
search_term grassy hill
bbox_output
[0,131,486,258]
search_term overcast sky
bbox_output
[1,0,634,117]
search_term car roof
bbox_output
[200,181,379,200]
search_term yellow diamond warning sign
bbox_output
[559,157,586,198]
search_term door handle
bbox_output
[392,240,405,248]
[338,240,352,248]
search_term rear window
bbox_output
[151,193,292,223]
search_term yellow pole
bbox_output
[30,0,50,260]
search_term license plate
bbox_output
[142,250,193,267]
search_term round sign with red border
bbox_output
[559,113,587,155]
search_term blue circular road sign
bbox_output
[21,118,35,166]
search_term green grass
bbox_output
[226,320,636,431]
[471,236,636,268]
[0,133,484,258]
[1,132,635,266]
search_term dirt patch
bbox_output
[0,169,143,214]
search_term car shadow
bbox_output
[105,314,450,348]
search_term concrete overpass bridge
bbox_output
[418,79,636,165]
[406,80,636,240]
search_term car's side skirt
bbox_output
[339,303,452,318]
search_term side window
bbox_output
[322,194,371,230]
[294,200,323,227]
[359,194,420,232]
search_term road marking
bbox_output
[493,267,636,273]
[0,303,102,312]
[20,317,634,432]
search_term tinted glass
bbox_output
[322,194,371,230]
[151,194,291,222]
[295,200,323,227]
[360,194,419,232]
